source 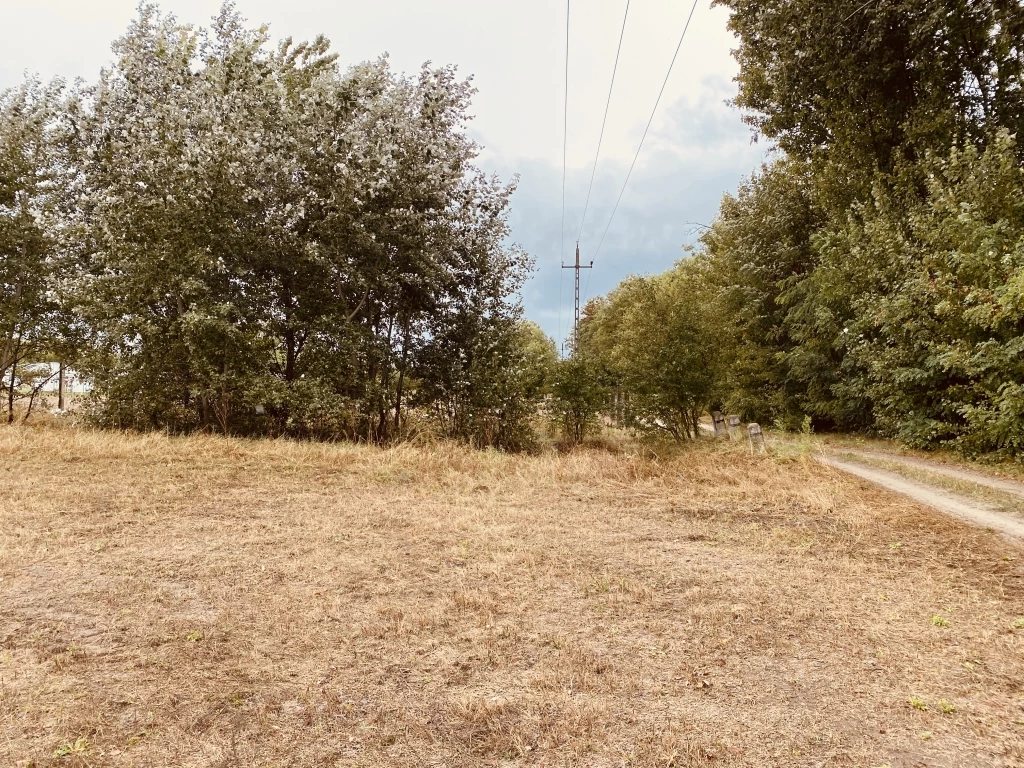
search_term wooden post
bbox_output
[57,362,65,411]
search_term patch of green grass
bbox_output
[186,630,203,642]
[930,615,950,628]
[908,696,929,711]
[53,737,89,758]
[1012,618,1024,630]
[938,699,956,714]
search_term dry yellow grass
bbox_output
[1,426,1023,767]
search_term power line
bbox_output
[557,252,564,355]
[558,0,570,352]
[592,0,700,260]
[576,0,630,244]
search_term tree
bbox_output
[0,78,71,422]
[693,0,1024,457]
[577,259,725,441]
[700,159,827,427]
[66,3,532,443]
[718,0,1024,170]
[548,353,606,446]
[823,131,1024,455]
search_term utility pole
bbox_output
[561,242,593,342]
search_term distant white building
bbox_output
[33,363,93,394]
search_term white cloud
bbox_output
[494,78,769,344]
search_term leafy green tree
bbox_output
[718,0,1024,170]
[69,8,267,431]
[700,159,826,426]
[67,4,530,443]
[548,353,606,446]
[577,259,725,441]
[0,78,72,422]
[695,0,1024,457]
[825,131,1024,455]
[413,303,552,452]
[462,319,558,451]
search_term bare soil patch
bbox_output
[2,427,1023,767]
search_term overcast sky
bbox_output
[0,0,768,344]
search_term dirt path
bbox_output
[836,448,1024,500]
[819,455,1024,539]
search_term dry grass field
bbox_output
[2,427,1023,767]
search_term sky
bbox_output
[0,0,769,345]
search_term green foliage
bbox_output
[53,737,89,758]
[548,353,605,446]
[417,319,556,452]
[695,0,1024,460]
[0,78,75,422]
[812,131,1024,456]
[718,0,1024,168]
[7,0,1024,462]
[575,259,725,441]
[700,159,827,427]
[20,4,532,446]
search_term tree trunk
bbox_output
[7,356,16,425]
[212,358,231,434]
[0,275,24,375]
[375,314,397,442]
[393,318,412,437]
[285,328,297,382]
[23,372,54,423]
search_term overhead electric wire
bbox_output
[592,0,700,260]
[558,0,570,352]
[576,0,631,244]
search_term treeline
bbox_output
[576,0,1024,459]
[0,5,556,448]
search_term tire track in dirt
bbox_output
[819,455,1024,540]
[836,448,1024,500]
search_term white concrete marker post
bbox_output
[712,411,727,438]
[727,415,741,439]
[747,423,765,454]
